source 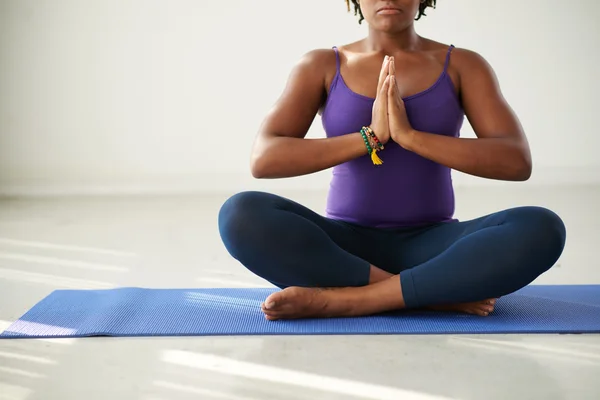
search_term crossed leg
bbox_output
[218,191,566,319]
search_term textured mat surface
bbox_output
[2,285,600,338]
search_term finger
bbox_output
[391,75,403,105]
[380,75,390,109]
[376,56,391,94]
[388,74,395,106]
[386,58,399,95]
[381,75,391,94]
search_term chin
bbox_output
[372,17,412,32]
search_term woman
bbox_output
[218,0,566,320]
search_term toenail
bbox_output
[265,301,275,309]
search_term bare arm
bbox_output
[250,50,369,179]
[403,49,532,181]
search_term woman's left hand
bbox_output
[388,59,415,149]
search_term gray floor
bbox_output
[0,186,599,400]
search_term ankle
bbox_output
[362,276,406,313]
[321,288,361,317]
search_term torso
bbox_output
[319,38,466,228]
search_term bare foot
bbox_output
[261,286,497,320]
[426,298,497,316]
[262,276,406,320]
[261,286,356,320]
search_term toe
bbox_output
[261,304,280,321]
[263,298,277,310]
[474,303,494,314]
[265,300,277,310]
[467,306,489,316]
[264,313,279,321]
[261,302,273,313]
[262,306,282,320]
[264,292,285,310]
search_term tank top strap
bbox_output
[443,44,455,72]
[327,46,342,94]
[332,46,341,72]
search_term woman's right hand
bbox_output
[369,56,392,145]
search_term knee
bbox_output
[522,206,566,245]
[513,206,567,268]
[218,191,274,251]
[218,191,266,235]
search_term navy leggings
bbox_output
[218,191,566,308]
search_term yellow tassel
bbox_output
[371,150,383,165]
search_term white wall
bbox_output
[1,0,598,196]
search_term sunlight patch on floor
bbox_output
[0,366,46,379]
[161,350,451,400]
[0,252,129,272]
[0,268,114,289]
[0,237,138,257]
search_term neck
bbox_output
[364,25,421,53]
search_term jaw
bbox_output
[368,11,415,32]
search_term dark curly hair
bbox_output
[346,0,437,24]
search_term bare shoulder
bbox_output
[289,47,340,100]
[292,48,338,82]
[296,48,337,67]
[448,47,499,84]
[451,47,489,62]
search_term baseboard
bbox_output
[0,166,598,198]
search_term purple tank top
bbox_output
[321,45,464,228]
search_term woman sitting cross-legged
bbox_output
[218,0,566,320]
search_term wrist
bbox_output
[367,125,389,145]
[364,126,386,151]
[399,129,419,151]
[359,127,385,165]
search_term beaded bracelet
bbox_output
[360,127,383,165]
[363,126,384,151]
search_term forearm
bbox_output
[251,133,369,178]
[405,130,532,181]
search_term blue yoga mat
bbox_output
[2,285,600,338]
